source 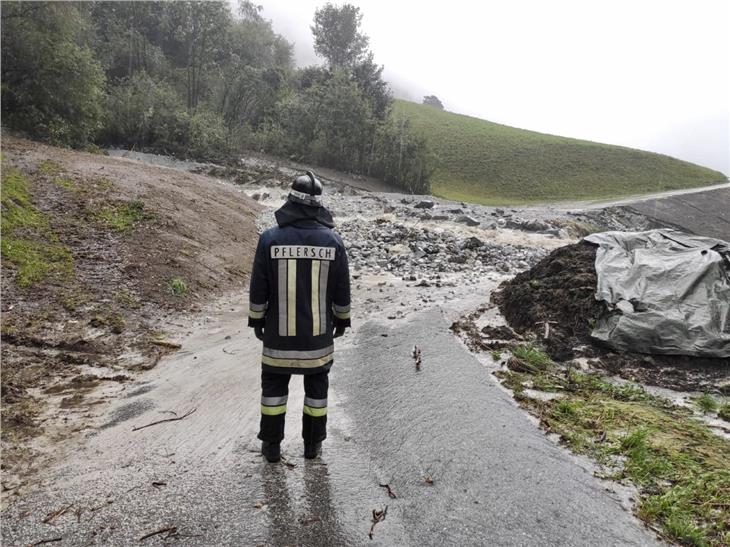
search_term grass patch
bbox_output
[490,350,502,361]
[168,277,188,296]
[496,361,730,546]
[53,176,78,191]
[38,159,80,192]
[511,344,553,372]
[694,393,719,414]
[1,166,73,286]
[90,309,126,334]
[393,99,727,204]
[97,200,146,231]
[38,159,62,176]
[718,403,730,422]
[115,289,140,309]
[95,177,113,190]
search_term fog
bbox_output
[259,0,729,176]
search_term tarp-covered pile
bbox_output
[584,230,730,358]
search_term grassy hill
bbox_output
[393,100,727,205]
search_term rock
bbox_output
[387,244,409,255]
[456,215,480,227]
[419,213,433,220]
[448,208,464,214]
[414,200,436,209]
[431,215,449,221]
[461,236,484,250]
[495,208,505,216]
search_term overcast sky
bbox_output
[259,0,729,176]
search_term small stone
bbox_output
[414,200,435,209]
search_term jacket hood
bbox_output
[274,200,334,228]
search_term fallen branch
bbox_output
[139,526,177,541]
[132,408,196,432]
[42,504,72,525]
[368,506,388,540]
[412,345,422,370]
[378,483,397,499]
[33,538,62,546]
[151,481,167,488]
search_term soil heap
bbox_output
[494,241,729,392]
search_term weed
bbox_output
[718,402,730,422]
[97,200,146,231]
[695,393,718,414]
[115,290,140,309]
[555,398,579,417]
[490,350,502,361]
[60,291,90,312]
[38,159,62,176]
[53,176,78,191]
[169,277,188,296]
[95,177,113,190]
[512,344,553,371]
[92,312,125,334]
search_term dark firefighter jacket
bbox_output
[248,201,351,375]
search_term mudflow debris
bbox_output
[492,237,730,392]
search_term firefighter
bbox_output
[248,171,351,462]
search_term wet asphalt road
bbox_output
[625,187,730,241]
[2,296,660,546]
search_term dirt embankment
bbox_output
[1,136,261,488]
[491,242,729,392]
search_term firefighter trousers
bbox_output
[258,370,328,445]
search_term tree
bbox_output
[311,3,368,69]
[159,1,232,111]
[352,52,391,120]
[423,95,444,109]
[1,2,105,146]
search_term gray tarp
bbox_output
[584,230,730,358]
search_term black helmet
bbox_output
[288,170,323,207]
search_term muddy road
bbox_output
[3,156,676,545]
[2,292,659,546]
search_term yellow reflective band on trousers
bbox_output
[261,404,287,416]
[303,405,327,417]
[261,353,334,368]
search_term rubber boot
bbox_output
[304,442,321,459]
[262,441,281,463]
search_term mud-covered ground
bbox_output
[471,242,729,393]
[1,137,261,498]
[4,140,726,517]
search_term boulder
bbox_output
[461,236,484,250]
[455,215,480,227]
